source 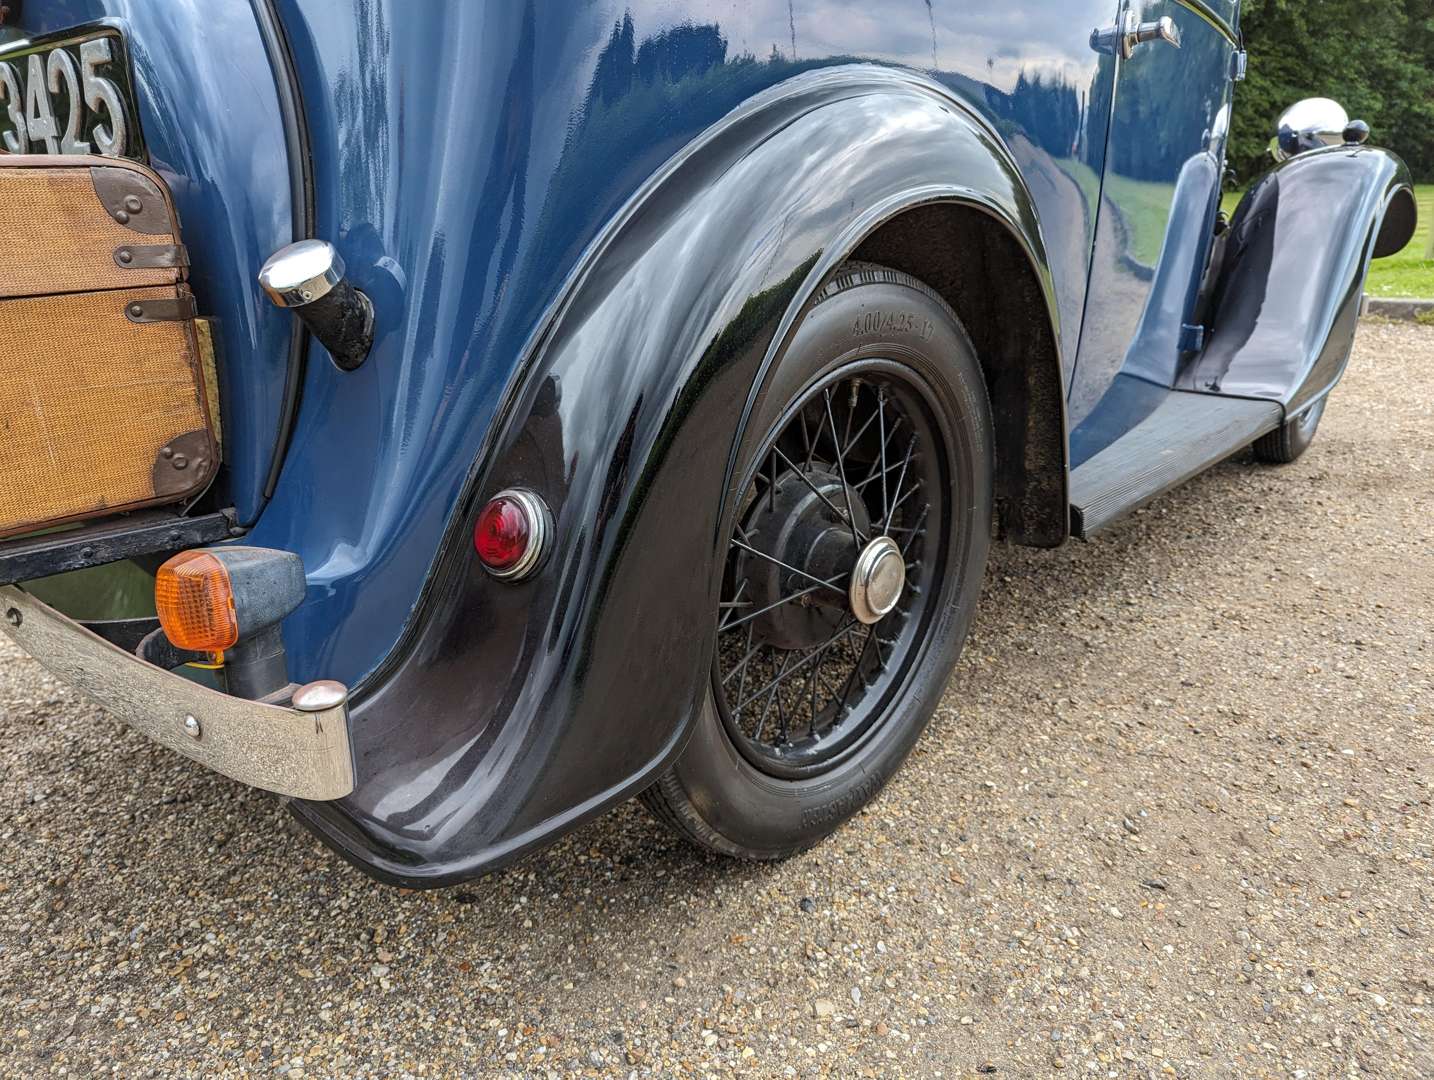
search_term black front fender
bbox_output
[1181,146,1415,409]
[292,67,1059,886]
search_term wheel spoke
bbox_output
[823,387,862,551]
[733,622,862,714]
[720,573,848,632]
[841,383,857,460]
[859,415,904,486]
[734,626,759,727]
[852,457,905,492]
[870,630,889,666]
[886,482,920,520]
[881,435,917,535]
[834,626,876,717]
[752,652,791,740]
[806,616,859,735]
[717,578,753,632]
[807,647,821,735]
[877,387,889,528]
[899,503,929,558]
[732,538,848,596]
[723,622,762,687]
[841,404,881,460]
[771,446,868,541]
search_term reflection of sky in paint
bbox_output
[616,0,1117,91]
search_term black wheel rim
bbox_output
[713,358,954,779]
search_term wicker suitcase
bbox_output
[0,155,218,538]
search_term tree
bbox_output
[1232,0,1434,183]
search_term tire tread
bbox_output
[1252,399,1326,464]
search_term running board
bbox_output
[1069,393,1281,538]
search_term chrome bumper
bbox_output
[0,585,354,800]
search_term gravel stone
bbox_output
[0,322,1431,1076]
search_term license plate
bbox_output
[0,26,144,160]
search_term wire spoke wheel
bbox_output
[644,262,992,860]
[713,360,950,778]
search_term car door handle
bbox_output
[1132,15,1182,51]
[1091,12,1182,59]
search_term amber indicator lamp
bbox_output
[155,550,239,652]
[153,546,307,699]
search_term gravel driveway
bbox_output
[1,322,1430,1079]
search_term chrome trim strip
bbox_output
[0,585,354,800]
[1175,0,1239,46]
[249,0,317,507]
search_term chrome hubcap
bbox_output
[849,536,905,625]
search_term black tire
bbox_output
[642,262,994,859]
[1253,398,1327,464]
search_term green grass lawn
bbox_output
[1223,183,1433,299]
[23,560,157,620]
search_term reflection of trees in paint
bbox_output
[977,17,1228,186]
[514,13,1126,358]
[1009,68,1086,160]
[1105,20,1230,182]
[523,18,824,308]
[590,14,731,103]
[953,59,1110,173]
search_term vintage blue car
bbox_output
[0,1,1415,886]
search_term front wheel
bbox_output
[642,263,994,859]
[1253,398,1327,464]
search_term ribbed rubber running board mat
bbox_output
[1070,392,1282,538]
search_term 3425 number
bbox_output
[0,37,129,158]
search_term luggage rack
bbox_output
[0,508,238,587]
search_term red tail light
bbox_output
[474,489,550,580]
